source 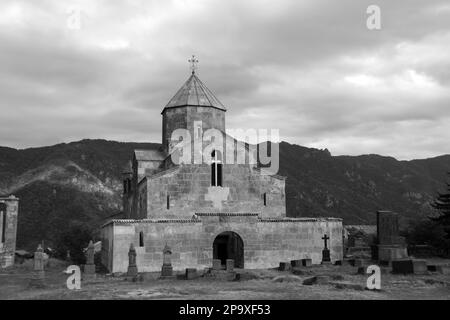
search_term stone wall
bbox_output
[143,164,285,219]
[162,106,225,153]
[101,216,343,273]
[0,196,19,268]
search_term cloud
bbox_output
[0,0,449,160]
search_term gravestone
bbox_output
[321,234,331,264]
[185,268,198,280]
[301,258,312,267]
[29,244,45,288]
[160,244,174,278]
[279,262,291,271]
[436,265,450,275]
[84,240,96,275]
[127,243,138,279]
[377,211,408,263]
[290,260,302,268]
[226,259,234,272]
[212,259,222,271]
[392,259,427,275]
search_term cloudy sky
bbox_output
[0,0,449,160]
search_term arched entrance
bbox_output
[213,231,244,268]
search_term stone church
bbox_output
[100,61,343,273]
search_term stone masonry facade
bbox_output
[0,195,19,268]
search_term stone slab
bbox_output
[290,260,302,268]
[301,259,312,267]
[212,259,222,271]
[392,259,427,275]
[226,259,234,272]
[279,262,291,271]
[185,268,198,280]
[436,265,450,275]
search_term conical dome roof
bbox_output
[162,72,226,113]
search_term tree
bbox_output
[430,172,450,239]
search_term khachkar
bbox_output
[29,244,46,288]
[376,211,408,263]
[84,240,96,276]
[321,234,332,264]
[127,243,138,280]
[0,195,19,268]
[160,244,175,279]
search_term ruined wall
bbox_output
[144,164,285,219]
[0,196,19,268]
[103,216,343,273]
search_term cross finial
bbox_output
[322,234,330,249]
[188,55,199,74]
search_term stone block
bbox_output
[290,260,302,268]
[301,259,312,267]
[226,259,234,272]
[436,265,450,275]
[427,265,437,272]
[279,262,291,271]
[392,259,427,275]
[161,264,173,277]
[378,245,408,262]
[411,259,427,274]
[185,268,198,280]
[212,259,222,270]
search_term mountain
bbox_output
[1,139,449,251]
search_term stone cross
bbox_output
[30,244,46,288]
[322,234,330,249]
[127,243,138,279]
[34,244,45,271]
[86,240,95,265]
[188,55,199,74]
[128,243,136,267]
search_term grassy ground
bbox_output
[0,258,449,300]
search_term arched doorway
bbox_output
[213,231,244,268]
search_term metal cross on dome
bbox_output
[188,55,199,74]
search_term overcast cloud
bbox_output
[0,0,449,160]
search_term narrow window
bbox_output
[167,194,170,210]
[211,150,223,187]
[1,204,6,244]
[263,193,267,206]
[139,232,144,247]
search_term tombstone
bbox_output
[226,259,234,272]
[436,265,450,275]
[392,259,427,275]
[127,243,138,279]
[321,234,331,264]
[290,260,302,268]
[278,262,291,271]
[212,259,222,271]
[376,211,408,263]
[29,244,45,288]
[160,244,174,278]
[185,268,198,280]
[301,258,312,267]
[84,240,96,275]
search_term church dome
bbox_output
[162,72,226,113]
